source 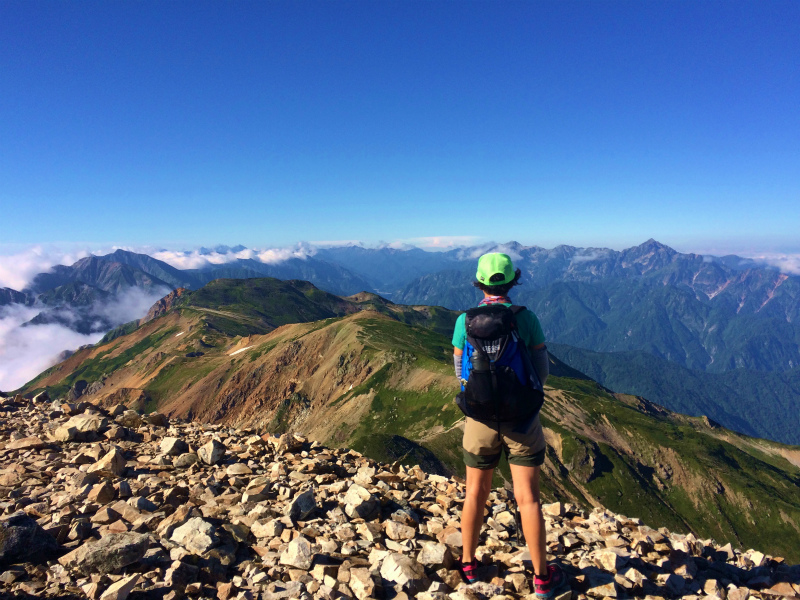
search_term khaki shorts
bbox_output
[463,413,546,469]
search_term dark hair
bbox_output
[472,268,522,296]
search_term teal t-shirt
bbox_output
[451,304,545,352]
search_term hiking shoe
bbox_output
[533,564,569,600]
[458,557,480,584]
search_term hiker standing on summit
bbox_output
[452,253,567,599]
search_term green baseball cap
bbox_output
[476,253,515,285]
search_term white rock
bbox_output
[198,439,225,465]
[160,437,189,456]
[170,517,219,555]
[279,536,315,570]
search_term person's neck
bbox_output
[483,291,506,299]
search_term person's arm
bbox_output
[451,314,467,380]
[518,309,548,387]
[453,346,463,379]
[529,342,549,387]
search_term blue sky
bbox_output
[1,0,798,254]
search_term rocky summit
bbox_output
[1,394,799,600]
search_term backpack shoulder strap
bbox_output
[509,306,527,329]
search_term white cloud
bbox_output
[570,249,611,264]
[152,243,317,269]
[91,286,172,325]
[0,246,93,290]
[0,286,170,392]
[255,243,316,264]
[741,253,800,276]
[0,304,102,391]
[456,241,522,261]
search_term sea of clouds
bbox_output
[0,282,170,392]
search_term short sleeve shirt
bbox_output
[452,304,545,352]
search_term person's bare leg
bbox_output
[509,463,548,577]
[461,466,494,562]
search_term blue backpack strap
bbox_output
[461,339,474,391]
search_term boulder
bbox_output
[173,452,199,468]
[286,488,317,520]
[87,447,127,476]
[53,426,79,442]
[32,390,49,403]
[0,512,60,566]
[117,410,142,428]
[226,462,253,476]
[343,483,380,520]
[349,567,378,600]
[66,413,109,434]
[160,437,189,456]
[417,542,454,569]
[6,436,47,450]
[58,532,150,574]
[279,536,315,570]
[143,412,168,427]
[380,553,428,594]
[251,519,284,540]
[198,439,226,465]
[170,517,219,555]
[385,520,416,541]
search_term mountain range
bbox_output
[18,276,800,563]
[3,240,799,445]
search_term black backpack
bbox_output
[455,305,544,423]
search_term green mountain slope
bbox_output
[20,278,800,562]
[549,343,800,446]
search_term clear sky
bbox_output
[1,0,798,254]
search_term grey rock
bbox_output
[465,581,504,597]
[380,552,428,594]
[32,390,49,403]
[262,580,304,600]
[280,536,315,570]
[0,512,60,566]
[173,452,199,468]
[160,437,189,456]
[226,462,253,476]
[170,517,219,555]
[417,542,454,569]
[198,439,225,465]
[58,532,150,574]
[385,520,416,541]
[128,496,158,513]
[343,483,380,520]
[286,488,317,521]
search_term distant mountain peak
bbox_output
[637,238,676,253]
